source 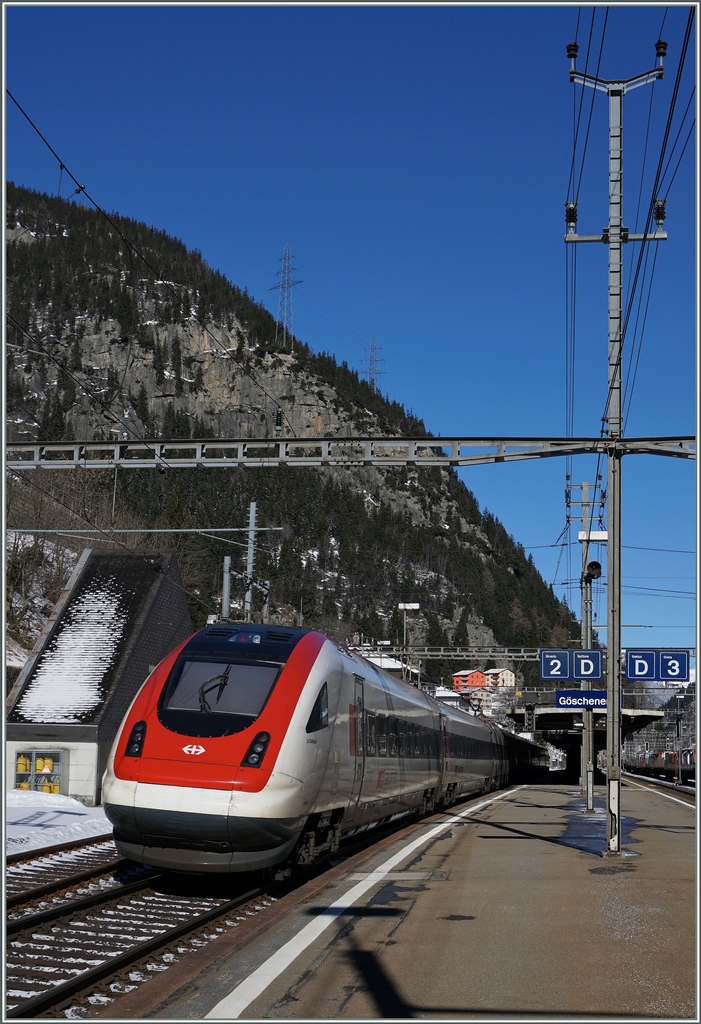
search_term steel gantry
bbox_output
[4,434,695,472]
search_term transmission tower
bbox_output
[362,336,386,392]
[268,244,302,349]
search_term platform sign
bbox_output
[626,649,689,682]
[571,650,603,681]
[539,649,603,682]
[625,650,656,680]
[659,651,689,681]
[540,650,570,681]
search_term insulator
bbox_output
[655,39,668,60]
[566,41,579,60]
[565,201,578,228]
[653,199,667,226]
[275,407,283,429]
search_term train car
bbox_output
[624,748,696,785]
[102,623,548,873]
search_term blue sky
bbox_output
[4,4,697,662]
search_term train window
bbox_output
[388,717,398,757]
[413,724,420,757]
[306,682,329,733]
[158,658,282,737]
[366,712,377,755]
[377,715,387,756]
[397,720,407,758]
[406,723,414,758]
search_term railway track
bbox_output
[6,873,271,1018]
[6,837,125,912]
[622,771,696,804]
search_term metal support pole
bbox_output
[112,466,118,523]
[605,84,624,852]
[244,501,256,623]
[568,45,665,854]
[263,582,270,624]
[222,555,231,621]
[580,482,595,812]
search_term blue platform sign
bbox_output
[626,649,689,682]
[659,651,689,681]
[572,650,603,681]
[540,650,571,681]
[556,690,608,709]
[540,649,603,682]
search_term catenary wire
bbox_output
[601,6,695,430]
[574,7,609,203]
[660,117,696,197]
[566,7,596,203]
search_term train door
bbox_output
[439,714,448,786]
[346,675,365,821]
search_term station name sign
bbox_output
[556,690,608,708]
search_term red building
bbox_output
[451,669,487,692]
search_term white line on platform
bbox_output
[205,785,525,1019]
[623,776,696,808]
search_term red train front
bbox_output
[103,624,333,872]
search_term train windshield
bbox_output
[158,658,282,737]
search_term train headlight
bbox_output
[125,721,147,757]
[243,731,270,768]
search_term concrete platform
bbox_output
[122,783,697,1019]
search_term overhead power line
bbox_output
[602,6,695,428]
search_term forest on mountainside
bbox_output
[6,183,579,683]
[6,182,425,441]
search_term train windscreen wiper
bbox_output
[198,664,233,713]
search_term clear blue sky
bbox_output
[4,4,697,663]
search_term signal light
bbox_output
[125,721,147,757]
[585,561,602,581]
[243,731,270,767]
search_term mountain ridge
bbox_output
[6,182,578,682]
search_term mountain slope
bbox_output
[6,182,578,679]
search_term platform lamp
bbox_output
[581,560,602,811]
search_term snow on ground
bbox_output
[6,636,30,668]
[5,790,111,857]
[12,578,129,724]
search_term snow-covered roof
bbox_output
[365,654,404,671]
[8,549,192,728]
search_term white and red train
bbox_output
[102,624,548,873]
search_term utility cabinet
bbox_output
[14,749,68,795]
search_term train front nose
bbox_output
[105,624,321,871]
